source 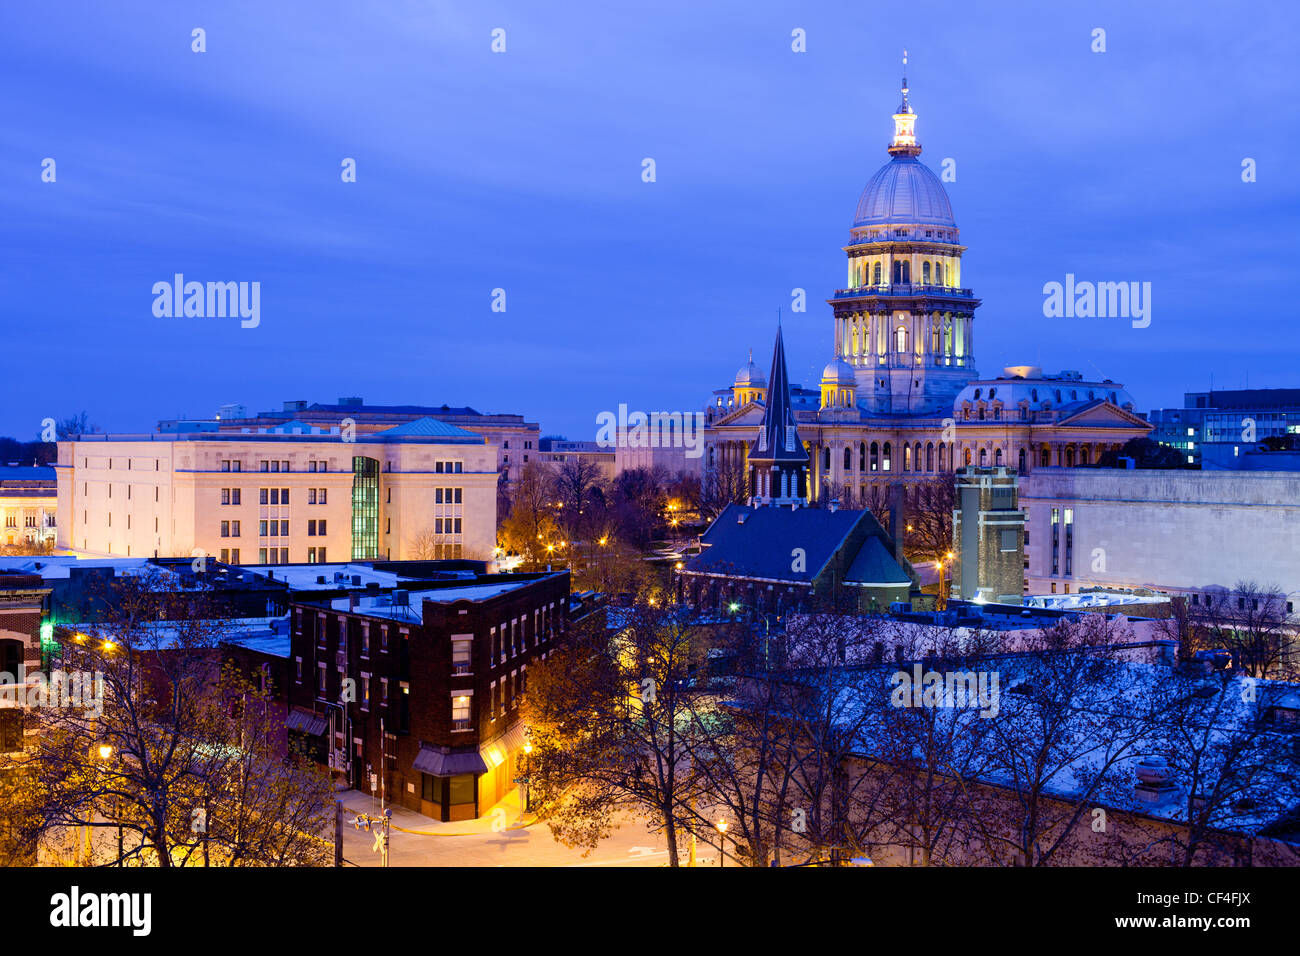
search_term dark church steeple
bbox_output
[747,324,808,506]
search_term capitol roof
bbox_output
[853,154,956,230]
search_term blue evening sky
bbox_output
[2,0,1297,441]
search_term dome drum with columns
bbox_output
[699,56,1152,515]
[828,55,980,417]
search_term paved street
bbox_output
[335,789,723,867]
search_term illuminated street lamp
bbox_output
[83,743,114,865]
[937,551,955,611]
[726,601,775,669]
[521,740,533,812]
[716,819,728,868]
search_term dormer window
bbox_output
[784,428,796,452]
[758,431,768,451]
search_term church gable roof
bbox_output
[690,504,866,584]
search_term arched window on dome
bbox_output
[1065,447,1075,467]
[1040,447,1050,468]
[914,442,922,472]
[859,442,866,471]
[979,447,988,466]
[1019,448,1027,472]
[843,447,851,471]
[902,261,910,283]
[994,448,1003,466]
[823,447,831,470]
[869,442,879,472]
[922,261,931,284]
[1080,447,1089,465]
[896,326,907,353]
[931,325,940,355]
[903,444,912,471]
[873,262,882,285]
[938,261,946,285]
[926,442,934,472]
[964,448,972,466]
[939,444,946,471]
[882,442,892,471]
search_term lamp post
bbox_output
[937,551,954,610]
[522,740,533,813]
[728,602,775,670]
[715,819,728,868]
[83,743,112,866]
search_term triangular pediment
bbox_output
[1056,401,1151,429]
[713,402,766,427]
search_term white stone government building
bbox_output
[1020,468,1300,614]
[55,418,498,566]
[703,69,1151,504]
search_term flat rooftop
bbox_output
[240,563,437,591]
[327,580,535,620]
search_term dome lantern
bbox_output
[887,50,921,158]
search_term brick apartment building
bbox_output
[0,571,52,756]
[286,570,583,821]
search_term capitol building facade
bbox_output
[702,71,1151,506]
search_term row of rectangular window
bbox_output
[82,483,162,502]
[489,668,527,720]
[4,515,54,527]
[220,488,330,505]
[219,459,332,473]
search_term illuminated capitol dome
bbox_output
[701,53,1152,513]
[829,52,977,416]
[851,74,956,235]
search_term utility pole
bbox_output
[334,800,343,867]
